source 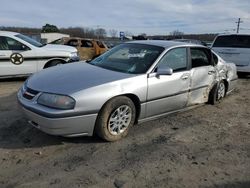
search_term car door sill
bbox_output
[138,104,204,124]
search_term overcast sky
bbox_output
[1,0,250,35]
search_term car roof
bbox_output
[127,40,204,49]
[0,30,19,36]
[217,34,250,37]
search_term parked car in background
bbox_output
[50,37,108,60]
[0,31,79,78]
[18,41,237,141]
[212,34,250,74]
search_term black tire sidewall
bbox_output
[95,96,136,142]
[209,81,225,105]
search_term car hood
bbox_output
[26,62,135,95]
[42,44,77,53]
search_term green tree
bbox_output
[41,24,60,33]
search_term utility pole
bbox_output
[236,18,243,34]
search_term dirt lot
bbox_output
[0,77,249,188]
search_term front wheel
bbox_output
[95,96,136,142]
[46,60,63,68]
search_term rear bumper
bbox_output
[236,65,250,73]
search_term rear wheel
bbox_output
[208,81,226,105]
[95,96,136,142]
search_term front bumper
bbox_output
[67,56,80,63]
[17,90,97,137]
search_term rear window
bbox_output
[213,35,250,48]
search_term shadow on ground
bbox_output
[0,92,104,150]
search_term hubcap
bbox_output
[108,105,132,136]
[217,82,225,100]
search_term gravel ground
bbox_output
[0,77,249,188]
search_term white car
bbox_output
[212,34,250,74]
[0,31,80,78]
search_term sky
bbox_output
[1,0,250,36]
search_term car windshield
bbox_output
[15,34,43,47]
[213,35,250,48]
[89,43,164,74]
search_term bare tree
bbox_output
[109,29,118,38]
[95,28,107,39]
[169,30,184,38]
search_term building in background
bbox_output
[41,33,70,44]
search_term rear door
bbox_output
[188,47,216,105]
[0,36,37,77]
[212,35,250,67]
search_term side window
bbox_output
[191,48,211,68]
[96,41,105,48]
[81,40,94,48]
[0,36,28,51]
[157,48,187,72]
[212,52,218,65]
[66,39,78,47]
[0,36,9,50]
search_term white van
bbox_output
[211,34,250,74]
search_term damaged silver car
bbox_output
[17,41,238,141]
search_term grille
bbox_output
[23,87,39,100]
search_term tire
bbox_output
[208,81,226,105]
[95,96,136,142]
[46,60,63,68]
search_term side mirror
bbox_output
[157,67,173,76]
[22,45,30,51]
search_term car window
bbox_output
[213,35,250,48]
[89,43,164,74]
[0,36,9,50]
[81,40,93,48]
[0,36,28,51]
[66,39,78,47]
[191,48,211,68]
[15,34,43,47]
[212,52,218,65]
[157,48,187,72]
[96,41,106,48]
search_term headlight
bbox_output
[69,52,78,58]
[37,93,75,110]
[21,80,28,93]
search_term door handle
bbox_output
[181,74,190,80]
[208,70,216,75]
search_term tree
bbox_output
[95,28,107,39]
[109,29,118,38]
[41,24,60,33]
[169,30,184,38]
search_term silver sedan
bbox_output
[17,41,238,141]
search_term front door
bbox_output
[0,36,36,77]
[147,47,190,117]
[80,40,95,60]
